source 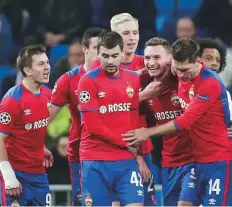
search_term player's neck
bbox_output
[83,59,93,72]
[192,63,202,79]
[121,53,134,63]
[22,78,41,94]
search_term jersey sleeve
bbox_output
[174,78,221,130]
[51,74,69,107]
[0,97,20,135]
[78,75,127,148]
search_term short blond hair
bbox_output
[110,13,138,31]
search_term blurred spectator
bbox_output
[0,69,23,99]
[176,17,196,39]
[194,0,232,45]
[48,39,85,89]
[47,135,70,205]
[36,0,92,47]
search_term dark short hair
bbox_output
[145,37,170,52]
[82,27,106,48]
[97,31,124,53]
[171,38,200,63]
[197,37,226,73]
[16,44,46,77]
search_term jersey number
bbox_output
[209,179,221,195]
[147,175,154,192]
[130,171,143,187]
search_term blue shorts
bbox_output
[81,159,144,206]
[162,162,198,206]
[69,162,81,206]
[0,170,50,206]
[143,153,156,206]
[196,161,232,206]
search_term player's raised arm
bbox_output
[0,97,22,196]
[78,74,127,148]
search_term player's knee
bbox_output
[177,200,194,206]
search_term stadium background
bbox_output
[0,0,232,205]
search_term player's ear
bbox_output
[196,57,201,64]
[82,45,88,54]
[23,67,32,77]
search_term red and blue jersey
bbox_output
[145,80,194,167]
[51,65,86,162]
[0,83,51,173]
[174,67,232,163]
[78,67,140,161]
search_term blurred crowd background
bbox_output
[0,0,232,205]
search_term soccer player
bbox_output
[49,27,105,206]
[0,45,53,206]
[78,31,144,206]
[197,37,232,120]
[123,38,232,206]
[142,37,197,206]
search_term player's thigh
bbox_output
[30,173,51,206]
[81,161,112,206]
[115,159,144,206]
[179,163,198,205]
[161,167,180,206]
[202,161,232,206]
[69,161,81,205]
[143,153,156,206]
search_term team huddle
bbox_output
[0,12,232,207]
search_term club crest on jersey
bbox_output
[11,200,19,207]
[85,193,93,207]
[189,85,194,100]
[171,91,179,106]
[126,84,134,98]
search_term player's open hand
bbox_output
[122,128,150,146]
[6,181,22,197]
[142,81,169,100]
[44,147,54,168]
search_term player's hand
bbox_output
[126,144,140,156]
[227,125,232,139]
[5,179,22,197]
[44,147,54,168]
[142,81,169,100]
[122,127,150,146]
[136,156,151,182]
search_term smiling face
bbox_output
[144,45,171,78]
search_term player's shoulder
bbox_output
[67,65,83,78]
[135,54,144,61]
[83,67,101,80]
[122,68,139,77]
[201,67,221,82]
[3,84,24,102]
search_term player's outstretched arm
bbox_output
[122,121,177,145]
[0,132,22,197]
[78,75,127,149]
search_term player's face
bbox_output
[83,37,98,62]
[201,48,221,73]
[172,59,199,81]
[116,20,139,55]
[29,53,50,84]
[98,45,122,76]
[144,45,171,78]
